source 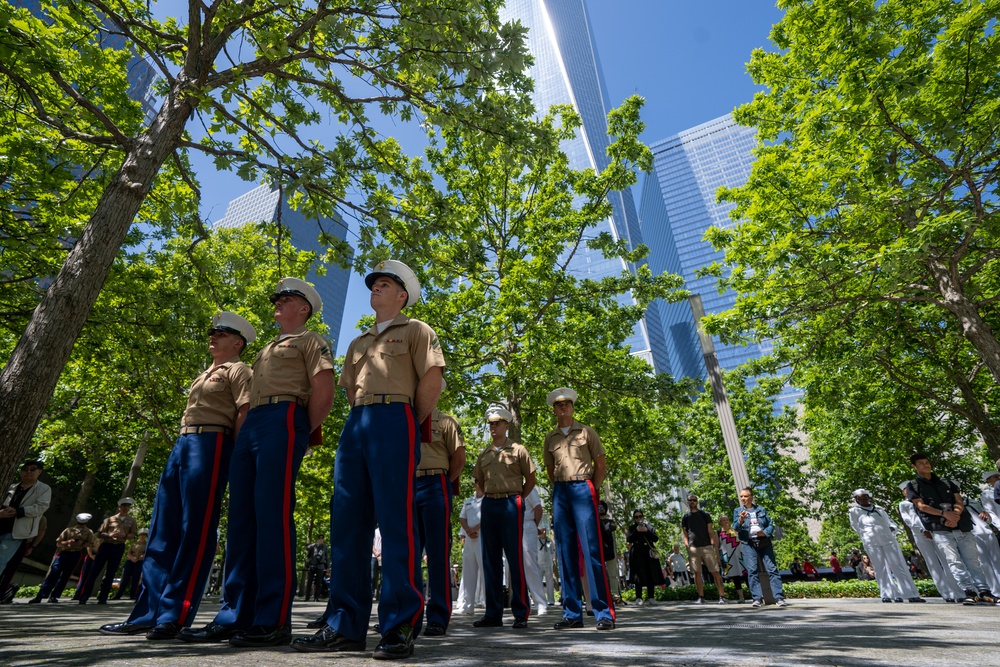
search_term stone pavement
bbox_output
[0,597,997,667]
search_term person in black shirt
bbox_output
[681,495,726,604]
[304,534,330,601]
[904,452,997,605]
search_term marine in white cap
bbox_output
[79,497,138,605]
[848,488,923,603]
[543,387,615,630]
[294,260,444,659]
[471,403,536,630]
[183,280,335,647]
[30,513,96,603]
[978,471,1000,528]
[102,311,255,638]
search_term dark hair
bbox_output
[740,486,754,494]
[909,452,930,464]
[632,509,643,517]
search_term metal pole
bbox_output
[689,295,751,495]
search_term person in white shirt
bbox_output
[849,489,922,603]
[897,483,962,602]
[521,488,548,615]
[456,491,484,613]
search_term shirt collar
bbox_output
[364,313,410,338]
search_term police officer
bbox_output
[849,489,923,603]
[543,387,615,631]
[102,312,254,639]
[471,403,536,630]
[415,379,466,637]
[79,498,137,605]
[31,513,95,603]
[292,260,443,660]
[183,279,335,646]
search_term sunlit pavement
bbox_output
[1,597,996,666]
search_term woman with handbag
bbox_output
[732,487,787,608]
[626,509,664,605]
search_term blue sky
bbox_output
[178,1,785,355]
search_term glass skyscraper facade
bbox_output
[640,114,800,405]
[213,185,352,350]
[499,0,667,371]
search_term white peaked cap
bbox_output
[546,387,578,406]
[271,277,322,313]
[210,311,257,345]
[486,404,514,423]
[365,260,420,307]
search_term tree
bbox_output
[0,0,533,482]
[357,95,691,514]
[704,0,1000,456]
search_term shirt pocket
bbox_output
[274,346,300,360]
[378,342,407,360]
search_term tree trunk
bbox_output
[72,468,98,519]
[953,373,1000,463]
[121,433,150,500]
[0,86,194,484]
[926,258,1000,384]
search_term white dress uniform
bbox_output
[521,488,548,614]
[898,500,962,600]
[537,515,556,604]
[849,501,919,601]
[456,495,484,612]
[965,496,1000,595]
[980,487,1000,528]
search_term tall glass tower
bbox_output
[213,185,353,350]
[499,0,667,372]
[641,114,800,405]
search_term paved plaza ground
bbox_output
[0,597,996,667]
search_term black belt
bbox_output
[354,394,412,406]
[180,425,232,435]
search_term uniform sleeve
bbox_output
[442,415,465,455]
[542,436,554,473]
[303,332,336,379]
[409,321,446,379]
[229,362,252,408]
[520,447,537,477]
[586,426,606,459]
[848,507,860,533]
[98,518,112,535]
[472,455,484,488]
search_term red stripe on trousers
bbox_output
[516,494,529,619]
[278,403,297,624]
[178,432,224,625]
[440,475,452,617]
[405,405,426,627]
[587,480,615,620]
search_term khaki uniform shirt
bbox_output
[339,314,445,400]
[419,410,465,471]
[181,356,252,429]
[543,420,605,481]
[57,525,95,552]
[128,540,146,560]
[249,326,335,407]
[473,438,536,495]
[98,514,138,545]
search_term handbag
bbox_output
[648,546,660,560]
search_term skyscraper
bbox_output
[213,184,352,349]
[640,114,800,405]
[499,0,668,372]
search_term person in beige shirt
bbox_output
[77,498,137,605]
[470,404,536,630]
[32,513,93,603]
[414,379,466,636]
[113,528,147,600]
[183,280,334,648]
[543,387,615,631]
[294,260,443,660]
[102,311,255,640]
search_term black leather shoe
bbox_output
[99,622,154,636]
[97,599,107,605]
[373,625,414,660]
[290,625,366,653]
[146,623,181,640]
[28,597,41,604]
[552,618,584,630]
[585,609,594,616]
[472,616,503,628]
[229,625,292,647]
[596,618,615,630]
[305,616,328,629]
[512,619,528,629]
[424,622,446,636]
[177,622,241,643]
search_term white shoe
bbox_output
[751,599,762,608]
[693,597,704,604]
[635,598,644,607]
[775,598,788,607]
[717,597,726,604]
[536,604,548,616]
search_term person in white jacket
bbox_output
[455,490,485,613]
[848,489,923,603]
[979,472,1000,527]
[898,483,962,602]
[0,461,51,575]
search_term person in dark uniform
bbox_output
[31,513,95,603]
[627,509,664,605]
[543,387,615,631]
[292,260,443,660]
[415,385,466,637]
[78,498,138,605]
[101,312,254,639]
[471,403,536,630]
[180,281,335,647]
[304,534,329,601]
[113,528,147,600]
